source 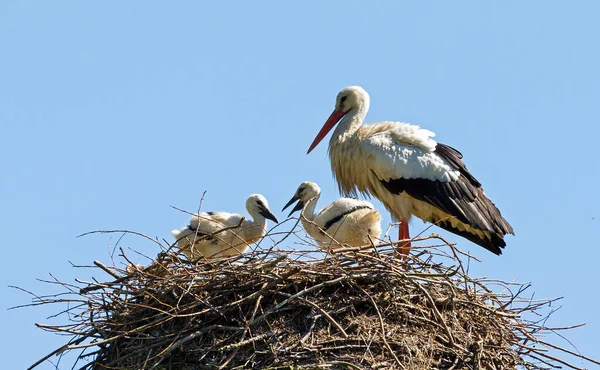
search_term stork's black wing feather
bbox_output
[435,143,481,187]
[378,142,514,254]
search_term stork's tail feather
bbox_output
[361,208,382,226]
[354,208,383,242]
[435,219,506,255]
[171,228,196,250]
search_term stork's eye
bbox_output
[340,96,348,104]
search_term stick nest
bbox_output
[20,233,598,370]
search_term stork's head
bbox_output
[246,194,279,223]
[281,181,321,217]
[307,86,370,154]
[335,86,369,113]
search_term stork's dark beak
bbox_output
[258,207,279,224]
[282,194,305,217]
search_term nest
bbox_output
[19,231,599,370]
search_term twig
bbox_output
[93,260,121,279]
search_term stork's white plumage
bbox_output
[307,86,514,256]
[282,181,382,250]
[171,194,278,260]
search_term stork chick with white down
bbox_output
[171,194,278,260]
[307,86,514,256]
[282,181,382,250]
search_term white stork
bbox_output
[171,194,278,260]
[307,86,514,256]
[282,181,382,250]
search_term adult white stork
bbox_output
[171,194,278,260]
[282,181,382,250]
[307,86,513,256]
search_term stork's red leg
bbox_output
[396,220,411,258]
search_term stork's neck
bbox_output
[302,194,320,221]
[248,211,267,228]
[330,104,368,145]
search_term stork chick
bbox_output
[282,181,382,251]
[172,194,278,260]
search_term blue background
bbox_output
[2,2,599,368]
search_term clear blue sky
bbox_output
[2,2,599,369]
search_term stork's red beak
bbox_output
[306,109,346,154]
